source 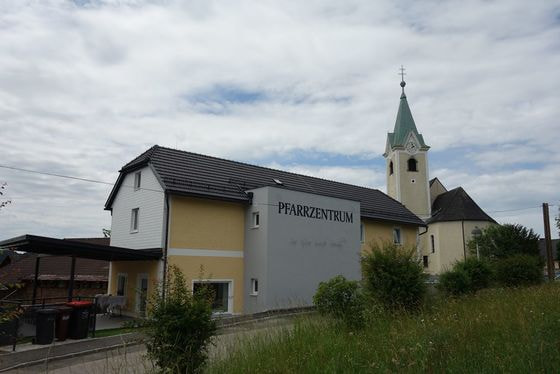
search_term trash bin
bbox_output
[35,308,58,345]
[55,306,73,341]
[67,301,92,340]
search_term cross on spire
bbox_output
[399,65,406,94]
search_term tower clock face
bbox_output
[405,140,418,154]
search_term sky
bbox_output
[1,0,559,240]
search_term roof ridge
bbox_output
[152,145,385,194]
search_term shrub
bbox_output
[313,275,365,328]
[144,265,217,373]
[494,254,543,287]
[455,257,493,291]
[361,242,426,311]
[438,268,472,296]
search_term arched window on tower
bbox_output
[389,161,394,175]
[407,158,418,172]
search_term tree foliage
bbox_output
[468,224,540,259]
[494,254,543,287]
[0,182,11,210]
[144,265,217,373]
[313,275,365,328]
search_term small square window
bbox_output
[252,212,260,228]
[131,208,139,232]
[393,228,402,245]
[251,278,258,295]
[134,172,141,190]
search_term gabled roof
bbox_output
[387,91,428,149]
[105,145,425,226]
[428,187,496,224]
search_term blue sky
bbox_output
[0,0,559,239]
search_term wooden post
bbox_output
[68,256,76,302]
[31,256,41,305]
[543,203,555,281]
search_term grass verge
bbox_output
[207,283,560,373]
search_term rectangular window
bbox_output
[116,274,127,296]
[393,228,402,245]
[134,171,141,190]
[423,256,429,268]
[193,281,231,314]
[251,278,258,295]
[430,235,435,253]
[360,222,365,243]
[131,208,139,232]
[252,212,260,228]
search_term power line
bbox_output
[0,164,164,194]
[488,205,556,214]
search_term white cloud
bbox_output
[0,0,559,239]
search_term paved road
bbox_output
[7,316,295,374]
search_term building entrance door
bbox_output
[136,274,148,316]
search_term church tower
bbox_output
[384,73,431,220]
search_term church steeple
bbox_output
[384,68,431,220]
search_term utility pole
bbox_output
[543,203,555,281]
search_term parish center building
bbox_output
[105,145,424,315]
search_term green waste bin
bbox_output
[35,308,57,345]
[67,301,92,339]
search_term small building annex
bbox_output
[105,146,425,316]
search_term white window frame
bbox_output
[393,227,402,245]
[131,208,139,233]
[136,273,149,313]
[191,279,234,315]
[252,212,260,228]
[360,222,365,243]
[116,273,128,297]
[250,278,258,296]
[134,171,142,190]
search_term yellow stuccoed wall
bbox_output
[168,195,246,314]
[360,219,418,254]
[109,260,159,314]
[169,195,245,250]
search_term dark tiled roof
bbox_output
[0,250,109,285]
[428,187,496,224]
[106,145,425,226]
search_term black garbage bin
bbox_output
[67,301,92,339]
[56,306,73,341]
[35,308,58,345]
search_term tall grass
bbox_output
[207,284,560,373]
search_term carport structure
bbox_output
[0,234,162,304]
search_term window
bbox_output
[430,235,435,253]
[393,228,402,245]
[389,161,394,175]
[360,222,365,243]
[116,273,127,296]
[252,212,260,228]
[407,158,418,172]
[251,278,258,295]
[193,281,232,314]
[423,256,429,268]
[131,208,139,232]
[134,171,141,190]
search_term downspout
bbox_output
[162,192,170,301]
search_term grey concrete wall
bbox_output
[244,186,361,313]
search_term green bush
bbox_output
[361,242,426,311]
[469,224,540,259]
[494,254,543,287]
[144,265,217,373]
[438,268,472,296]
[455,257,493,291]
[313,275,365,328]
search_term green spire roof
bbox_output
[387,87,428,149]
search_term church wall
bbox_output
[397,151,430,219]
[360,219,418,253]
[429,179,447,206]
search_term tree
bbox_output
[468,224,540,259]
[0,182,11,210]
[102,228,111,238]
